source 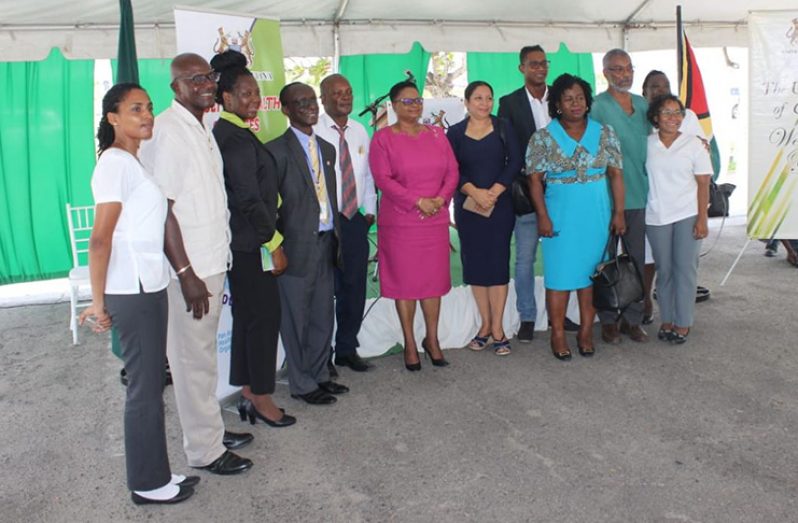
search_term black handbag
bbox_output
[708,181,736,218]
[591,234,644,317]
[511,174,534,216]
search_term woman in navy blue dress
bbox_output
[447,81,521,355]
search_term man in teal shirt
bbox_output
[590,48,651,344]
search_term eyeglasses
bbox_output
[606,65,634,74]
[659,109,685,117]
[396,97,423,106]
[175,71,220,85]
[526,60,550,69]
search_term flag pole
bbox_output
[676,5,683,87]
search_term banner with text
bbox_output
[174,7,287,142]
[748,12,798,239]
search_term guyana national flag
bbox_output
[678,30,721,180]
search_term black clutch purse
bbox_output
[591,234,644,318]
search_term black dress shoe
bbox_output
[222,431,254,450]
[291,388,337,405]
[318,380,349,394]
[131,485,194,505]
[327,356,339,379]
[176,475,200,487]
[195,450,253,475]
[334,353,373,372]
[695,285,710,303]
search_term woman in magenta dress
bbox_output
[369,81,459,371]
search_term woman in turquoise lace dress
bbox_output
[526,74,626,361]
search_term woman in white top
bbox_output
[79,84,196,505]
[644,94,712,344]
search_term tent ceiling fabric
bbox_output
[1,0,794,60]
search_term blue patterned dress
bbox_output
[526,117,623,290]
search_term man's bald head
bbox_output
[170,53,210,81]
[170,53,217,121]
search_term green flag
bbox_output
[116,0,139,84]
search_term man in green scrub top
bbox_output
[590,48,651,344]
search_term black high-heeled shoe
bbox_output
[404,347,421,371]
[421,339,449,367]
[237,396,251,422]
[247,403,296,427]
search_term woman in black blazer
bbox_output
[210,51,295,428]
[447,81,521,356]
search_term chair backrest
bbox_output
[66,204,94,269]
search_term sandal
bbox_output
[657,326,673,341]
[467,334,491,351]
[670,328,690,345]
[492,338,511,356]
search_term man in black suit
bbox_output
[265,82,348,405]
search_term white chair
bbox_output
[66,203,94,345]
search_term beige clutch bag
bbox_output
[463,196,494,217]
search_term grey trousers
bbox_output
[277,233,335,395]
[105,290,171,492]
[647,215,701,327]
[599,208,646,325]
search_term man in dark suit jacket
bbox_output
[498,45,580,343]
[265,82,348,405]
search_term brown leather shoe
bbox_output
[626,324,650,343]
[601,324,621,344]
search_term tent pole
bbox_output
[332,0,349,73]
[333,22,341,73]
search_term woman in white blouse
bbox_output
[80,84,196,505]
[644,94,712,344]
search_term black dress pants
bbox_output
[228,249,281,395]
[334,212,370,357]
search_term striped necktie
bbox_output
[334,125,358,219]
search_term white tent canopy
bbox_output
[1,1,796,61]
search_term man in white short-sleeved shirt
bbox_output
[139,53,253,476]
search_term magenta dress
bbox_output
[369,125,459,299]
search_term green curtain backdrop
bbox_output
[0,48,95,284]
[111,59,173,115]
[467,43,596,112]
[339,41,431,135]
